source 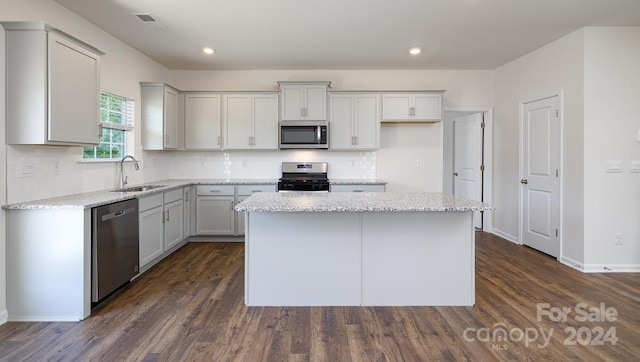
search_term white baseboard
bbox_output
[187,236,244,243]
[581,264,640,273]
[559,255,584,271]
[491,228,520,244]
[560,256,640,273]
[0,309,7,325]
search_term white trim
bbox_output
[559,255,584,271]
[0,309,7,325]
[443,107,493,233]
[581,264,640,273]
[491,228,520,244]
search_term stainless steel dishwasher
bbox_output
[92,198,139,303]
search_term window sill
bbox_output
[78,158,137,164]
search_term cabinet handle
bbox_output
[354,136,358,145]
[209,190,221,193]
[165,134,169,144]
[251,190,262,193]
[231,201,234,211]
[184,192,189,202]
[353,190,364,192]
[217,136,221,145]
[248,136,252,145]
[166,210,170,222]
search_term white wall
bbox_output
[583,27,640,268]
[494,29,586,262]
[170,70,494,191]
[1,0,171,204]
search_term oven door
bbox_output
[279,121,328,149]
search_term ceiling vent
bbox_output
[132,13,164,29]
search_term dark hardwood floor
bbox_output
[0,232,638,361]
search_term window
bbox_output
[83,91,134,160]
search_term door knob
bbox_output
[453,172,459,176]
[520,179,528,184]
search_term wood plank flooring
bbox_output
[0,232,638,361]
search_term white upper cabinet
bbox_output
[329,93,380,150]
[4,22,103,145]
[224,93,278,150]
[184,93,222,150]
[279,82,330,121]
[382,92,443,122]
[141,83,180,150]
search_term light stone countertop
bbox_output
[235,192,494,213]
[2,179,278,210]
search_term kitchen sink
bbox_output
[111,185,166,192]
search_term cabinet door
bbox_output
[139,206,164,268]
[185,94,222,149]
[329,94,354,149]
[163,87,179,149]
[183,187,191,239]
[48,33,100,144]
[304,85,327,121]
[354,94,380,149]
[164,198,184,250]
[196,196,235,235]
[280,84,305,121]
[224,94,252,149]
[252,94,279,149]
[382,94,412,120]
[236,195,249,236]
[412,94,442,120]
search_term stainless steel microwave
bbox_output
[279,121,328,149]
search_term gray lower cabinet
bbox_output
[139,194,165,269]
[235,184,277,235]
[330,184,386,192]
[139,189,185,270]
[195,184,276,236]
[195,185,236,235]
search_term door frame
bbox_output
[442,107,493,233]
[518,91,563,259]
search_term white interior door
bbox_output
[453,113,483,228]
[521,96,560,258]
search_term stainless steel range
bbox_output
[277,162,330,192]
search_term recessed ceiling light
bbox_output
[409,47,422,55]
[202,47,215,55]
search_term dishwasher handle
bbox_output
[101,207,136,222]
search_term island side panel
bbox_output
[361,211,475,306]
[245,212,361,306]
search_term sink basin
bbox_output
[111,185,166,192]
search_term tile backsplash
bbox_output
[6,146,377,204]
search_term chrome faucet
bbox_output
[119,155,140,189]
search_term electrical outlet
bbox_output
[242,160,248,168]
[615,233,623,245]
[416,159,422,168]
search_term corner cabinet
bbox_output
[184,93,223,150]
[3,22,103,145]
[141,83,180,150]
[329,93,380,150]
[279,81,330,121]
[223,93,279,150]
[382,92,443,122]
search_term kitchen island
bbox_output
[236,192,494,307]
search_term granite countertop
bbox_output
[2,179,278,210]
[329,179,387,185]
[235,192,494,213]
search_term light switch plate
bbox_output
[631,160,640,173]
[606,160,623,173]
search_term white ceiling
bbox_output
[55,0,640,70]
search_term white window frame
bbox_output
[82,91,134,162]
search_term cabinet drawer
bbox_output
[139,193,163,212]
[164,188,183,204]
[330,184,386,192]
[236,184,276,196]
[196,185,235,196]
